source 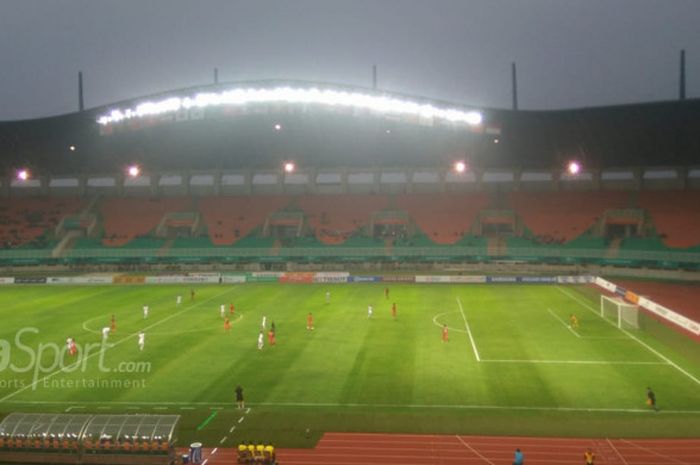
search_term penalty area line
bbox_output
[557,286,700,387]
[457,297,481,362]
[547,308,581,338]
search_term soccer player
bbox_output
[220,304,225,319]
[143,304,149,319]
[570,314,579,329]
[367,304,373,319]
[306,313,314,331]
[66,337,72,353]
[102,327,110,340]
[69,337,77,356]
[176,295,182,306]
[138,332,145,351]
[190,288,195,301]
[584,448,595,465]
[271,321,276,334]
[261,315,267,329]
[647,387,657,411]
[111,314,116,333]
[268,329,276,346]
[257,331,264,350]
[384,287,389,299]
[230,303,235,315]
[391,303,397,319]
[442,324,449,342]
[224,317,231,331]
[235,385,244,409]
[325,290,330,304]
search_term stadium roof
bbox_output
[1,80,699,175]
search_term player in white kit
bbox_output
[220,304,225,318]
[261,315,267,329]
[367,304,373,319]
[102,327,110,339]
[176,295,182,306]
[143,305,149,319]
[325,291,331,303]
[257,331,264,350]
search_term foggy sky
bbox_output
[1,0,699,120]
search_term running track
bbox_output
[196,432,700,465]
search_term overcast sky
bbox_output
[0,0,699,120]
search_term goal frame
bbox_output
[600,294,639,329]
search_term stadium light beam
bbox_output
[284,162,295,174]
[16,169,30,181]
[453,161,467,174]
[96,86,484,129]
[127,165,141,177]
[567,160,581,175]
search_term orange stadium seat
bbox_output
[639,190,700,248]
[100,197,191,246]
[396,193,490,244]
[507,191,629,243]
[0,197,85,248]
[297,194,390,244]
[199,195,290,245]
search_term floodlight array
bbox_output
[97,87,483,127]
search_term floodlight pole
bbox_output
[511,62,518,111]
[78,71,84,112]
[679,50,686,101]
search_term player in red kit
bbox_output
[391,303,397,319]
[268,329,276,346]
[385,287,389,299]
[230,303,235,315]
[110,314,116,333]
[442,324,449,342]
[306,313,314,330]
[224,317,231,331]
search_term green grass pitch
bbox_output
[0,282,698,447]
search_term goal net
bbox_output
[600,295,639,329]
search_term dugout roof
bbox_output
[82,415,179,442]
[0,413,91,439]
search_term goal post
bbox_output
[600,295,639,329]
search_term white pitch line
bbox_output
[547,308,581,338]
[456,435,496,465]
[245,407,251,414]
[431,311,468,334]
[229,426,236,433]
[557,286,700,387]
[153,407,168,410]
[219,436,227,444]
[180,407,195,410]
[456,297,481,362]
[127,407,139,410]
[481,359,667,365]
[0,288,236,404]
[3,399,700,414]
[237,417,244,424]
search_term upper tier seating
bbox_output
[101,197,191,247]
[507,191,629,243]
[297,195,390,244]
[396,193,490,245]
[638,190,700,248]
[199,196,289,245]
[0,197,84,248]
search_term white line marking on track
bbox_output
[547,308,581,338]
[606,438,629,465]
[481,359,666,365]
[211,448,218,455]
[219,436,227,444]
[457,297,481,362]
[557,286,700,386]
[620,439,690,465]
[0,288,236,404]
[456,435,496,465]
[201,460,207,465]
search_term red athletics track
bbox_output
[194,432,700,465]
